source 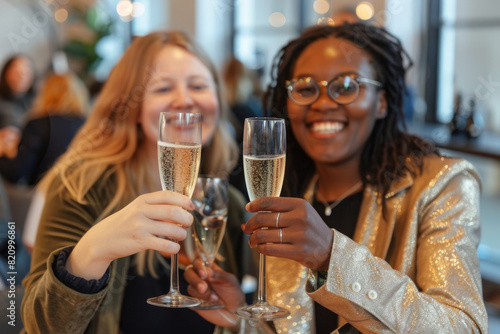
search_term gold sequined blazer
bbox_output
[267,155,488,333]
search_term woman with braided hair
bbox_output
[185,23,488,333]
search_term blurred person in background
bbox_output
[222,57,263,199]
[0,56,36,157]
[331,7,360,25]
[0,72,89,185]
[222,57,263,140]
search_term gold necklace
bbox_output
[317,181,363,216]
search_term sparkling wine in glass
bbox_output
[190,176,228,310]
[147,111,201,308]
[235,117,290,321]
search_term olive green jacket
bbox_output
[20,176,248,334]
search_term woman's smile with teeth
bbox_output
[310,121,345,134]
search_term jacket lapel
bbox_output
[353,173,413,259]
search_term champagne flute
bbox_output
[190,175,228,310]
[235,117,289,321]
[147,111,201,308]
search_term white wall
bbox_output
[0,0,59,77]
[195,0,232,70]
[451,0,500,132]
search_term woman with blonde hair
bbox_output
[0,72,88,185]
[21,31,245,334]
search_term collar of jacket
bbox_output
[304,171,414,204]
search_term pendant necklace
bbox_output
[318,181,363,217]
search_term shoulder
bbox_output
[48,114,85,123]
[44,169,117,210]
[419,154,480,187]
[404,154,481,205]
[387,154,481,200]
[24,117,49,130]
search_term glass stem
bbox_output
[169,253,180,295]
[257,253,267,304]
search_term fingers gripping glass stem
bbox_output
[236,117,290,321]
[147,111,201,308]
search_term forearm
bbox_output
[307,231,487,333]
[21,248,110,334]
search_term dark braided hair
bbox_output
[264,23,438,198]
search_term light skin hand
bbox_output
[66,190,195,280]
[243,197,333,271]
[0,126,21,158]
[185,259,245,331]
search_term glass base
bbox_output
[235,302,290,321]
[191,300,226,310]
[147,293,200,308]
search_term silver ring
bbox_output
[279,228,283,244]
[276,212,281,229]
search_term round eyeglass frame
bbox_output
[285,76,384,106]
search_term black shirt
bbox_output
[311,190,363,334]
[120,263,215,334]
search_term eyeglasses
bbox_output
[286,75,384,106]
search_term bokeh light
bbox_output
[132,2,145,17]
[269,12,286,27]
[356,2,375,21]
[317,17,335,26]
[119,15,133,22]
[54,8,68,23]
[313,0,330,15]
[116,0,134,17]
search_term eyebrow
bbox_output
[147,74,211,84]
[292,71,361,80]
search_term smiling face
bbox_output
[140,45,219,149]
[287,37,386,168]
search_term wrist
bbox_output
[317,230,333,271]
[66,242,111,280]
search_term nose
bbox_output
[170,86,195,111]
[310,86,340,111]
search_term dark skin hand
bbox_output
[243,197,334,271]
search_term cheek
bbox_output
[200,96,219,145]
[286,103,307,137]
[140,100,162,143]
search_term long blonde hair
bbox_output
[40,31,238,275]
[29,72,89,119]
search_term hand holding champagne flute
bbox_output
[147,111,202,308]
[190,176,228,309]
[235,117,289,320]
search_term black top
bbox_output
[120,262,215,334]
[311,190,363,334]
[0,114,84,185]
[0,94,33,128]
